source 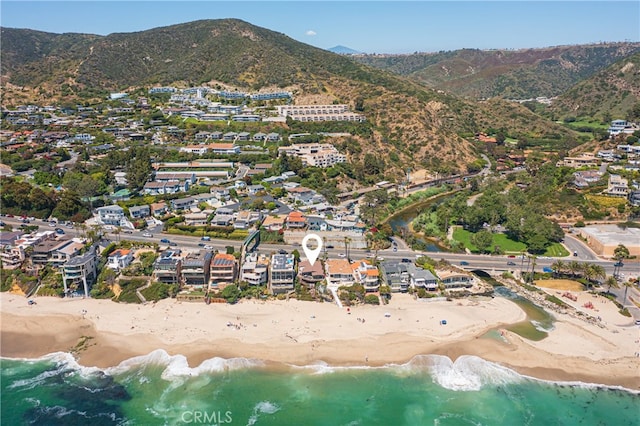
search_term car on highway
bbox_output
[326,245,334,249]
[573,251,578,256]
[393,247,397,252]
[507,261,516,266]
[459,261,469,266]
[614,261,624,267]
[160,238,171,244]
[201,236,211,241]
[0,221,5,227]
[142,232,153,237]
[169,242,177,246]
[203,245,214,250]
[338,253,346,258]
[508,255,516,258]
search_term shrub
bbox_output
[364,294,380,305]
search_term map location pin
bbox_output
[301,233,323,266]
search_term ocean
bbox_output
[2,350,638,425]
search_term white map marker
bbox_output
[301,233,323,266]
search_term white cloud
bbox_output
[305,30,317,36]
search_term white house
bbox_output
[107,249,134,270]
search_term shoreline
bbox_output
[1,292,638,390]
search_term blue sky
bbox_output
[1,1,638,54]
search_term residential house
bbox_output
[233,210,261,230]
[379,261,409,293]
[210,253,238,287]
[171,196,196,212]
[0,245,25,270]
[211,212,234,227]
[286,211,307,229]
[129,205,150,219]
[182,250,213,287]
[298,259,325,287]
[351,260,380,292]
[107,249,134,270]
[144,180,190,195]
[557,154,599,168]
[31,238,75,265]
[287,186,319,205]
[608,119,636,136]
[96,205,127,226]
[153,250,182,284]
[437,270,473,289]
[253,132,267,141]
[210,186,230,201]
[180,145,209,155]
[406,264,438,291]
[325,259,355,286]
[151,201,168,217]
[247,184,266,195]
[185,212,209,226]
[269,253,296,294]
[261,215,286,231]
[241,252,269,286]
[266,133,282,142]
[62,248,98,297]
[607,174,629,197]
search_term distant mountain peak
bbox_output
[327,45,361,55]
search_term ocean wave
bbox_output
[105,349,264,380]
[395,354,524,391]
[247,401,280,426]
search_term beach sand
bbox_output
[1,292,638,389]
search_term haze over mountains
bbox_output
[1,18,638,176]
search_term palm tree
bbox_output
[590,264,606,285]
[551,260,566,277]
[343,236,352,260]
[114,226,121,243]
[568,261,582,278]
[604,276,619,294]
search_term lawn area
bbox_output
[534,279,584,291]
[544,243,570,257]
[452,228,526,253]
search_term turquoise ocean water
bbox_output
[2,350,638,425]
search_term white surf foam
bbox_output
[104,349,264,380]
[247,401,280,426]
[397,354,523,391]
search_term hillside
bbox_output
[547,52,640,122]
[0,19,580,176]
[353,44,640,100]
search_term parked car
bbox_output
[49,222,57,227]
[55,228,65,235]
[160,238,171,244]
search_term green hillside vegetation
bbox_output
[548,53,640,122]
[354,43,640,100]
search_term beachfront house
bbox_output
[181,250,213,287]
[107,249,134,270]
[269,253,296,294]
[241,252,270,286]
[153,250,182,284]
[62,247,98,297]
[210,253,238,288]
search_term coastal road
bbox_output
[562,234,598,261]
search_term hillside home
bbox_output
[96,205,127,227]
[607,174,629,197]
[153,250,182,284]
[129,205,150,219]
[62,248,98,297]
[107,249,134,270]
[150,201,168,217]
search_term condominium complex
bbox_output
[278,143,346,168]
[276,104,365,122]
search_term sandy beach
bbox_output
[1,291,638,389]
